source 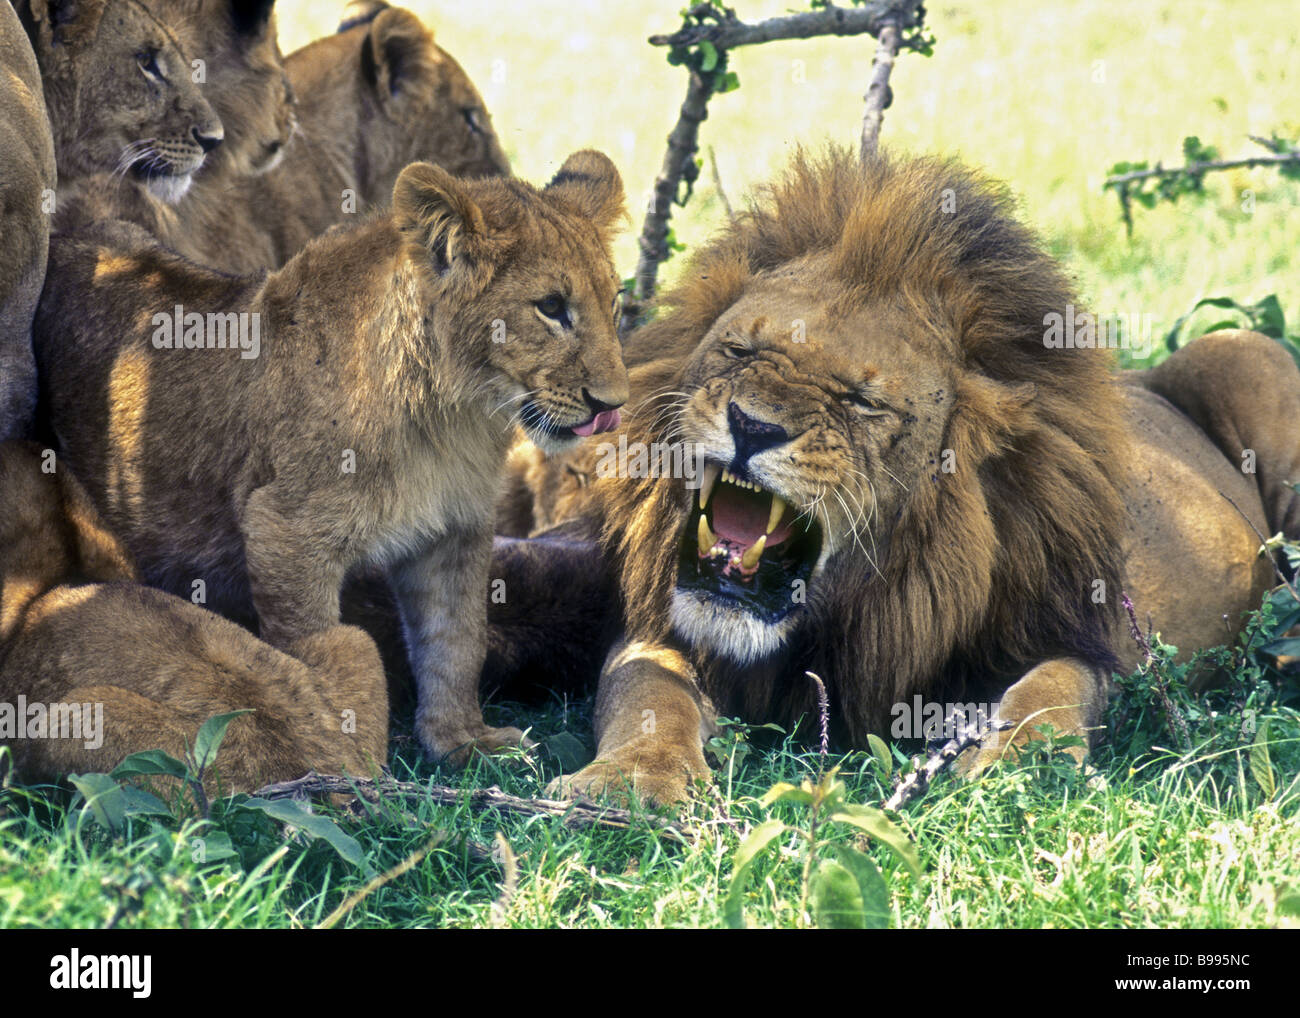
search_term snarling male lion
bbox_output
[0,442,388,794]
[497,148,1299,805]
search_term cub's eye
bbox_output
[462,108,485,136]
[137,50,165,82]
[721,342,753,360]
[536,294,572,328]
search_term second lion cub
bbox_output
[38,151,629,761]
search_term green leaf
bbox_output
[240,797,373,875]
[69,773,127,834]
[193,711,253,774]
[723,819,786,929]
[758,782,813,807]
[193,830,239,864]
[1248,295,1286,339]
[1250,721,1275,799]
[120,785,173,818]
[835,846,890,928]
[831,804,922,878]
[697,40,718,73]
[718,70,740,93]
[866,733,893,778]
[111,749,189,782]
[1258,637,1300,659]
[1277,886,1300,917]
[810,859,866,929]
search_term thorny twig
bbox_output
[881,717,1012,812]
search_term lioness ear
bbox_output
[34,0,106,48]
[338,0,389,33]
[393,162,495,288]
[543,150,627,233]
[228,0,276,38]
[362,7,430,106]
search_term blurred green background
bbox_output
[279,1,1299,364]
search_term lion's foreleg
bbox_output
[552,638,717,806]
[956,657,1110,775]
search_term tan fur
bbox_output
[56,3,508,275]
[15,0,224,203]
[511,149,1298,804]
[0,2,56,441]
[0,442,388,794]
[36,152,628,763]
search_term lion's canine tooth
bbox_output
[698,515,718,556]
[699,463,720,510]
[741,534,767,570]
[766,494,787,535]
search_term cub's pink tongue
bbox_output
[572,409,622,437]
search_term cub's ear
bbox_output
[338,0,389,33]
[543,150,627,233]
[228,0,277,38]
[30,0,107,48]
[361,7,432,108]
[393,162,499,291]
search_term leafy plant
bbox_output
[67,712,374,877]
[725,765,921,928]
[1163,292,1300,365]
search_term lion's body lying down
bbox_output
[0,442,388,793]
[489,149,1300,804]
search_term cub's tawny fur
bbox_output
[0,442,388,793]
[37,151,629,762]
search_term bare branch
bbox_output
[649,0,926,51]
[859,21,900,162]
[881,718,1012,812]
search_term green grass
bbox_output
[4,644,1298,929]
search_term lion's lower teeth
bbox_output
[741,534,767,570]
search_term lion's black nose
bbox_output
[193,126,224,153]
[582,388,624,414]
[728,401,789,464]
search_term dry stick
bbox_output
[881,718,1013,812]
[859,21,901,162]
[1122,591,1191,752]
[252,772,701,843]
[1220,490,1300,603]
[708,145,735,222]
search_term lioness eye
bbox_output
[722,342,753,359]
[462,108,485,135]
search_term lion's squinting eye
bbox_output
[721,341,754,360]
[842,392,891,418]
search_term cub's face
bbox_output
[666,265,953,662]
[39,0,225,200]
[394,151,630,456]
[172,0,297,178]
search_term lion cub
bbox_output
[37,152,629,761]
[0,442,388,793]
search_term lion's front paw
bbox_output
[548,748,708,808]
[420,721,535,765]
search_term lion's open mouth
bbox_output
[676,462,822,624]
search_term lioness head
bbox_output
[393,150,629,455]
[599,149,1124,719]
[285,1,509,189]
[19,0,224,201]
[168,0,297,178]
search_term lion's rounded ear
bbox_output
[338,0,389,34]
[393,162,492,282]
[30,0,107,48]
[361,7,430,107]
[228,0,277,39]
[544,150,627,232]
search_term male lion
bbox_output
[0,0,55,441]
[56,2,509,275]
[0,442,388,794]
[36,151,629,762]
[15,0,225,202]
[492,148,1300,804]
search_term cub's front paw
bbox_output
[419,720,535,765]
